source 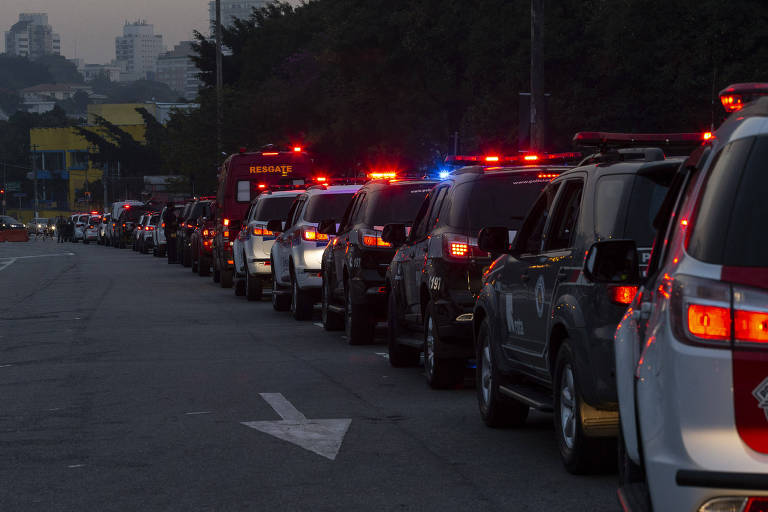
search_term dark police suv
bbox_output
[319,178,437,344]
[385,158,572,388]
[472,132,706,473]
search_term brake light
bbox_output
[224,230,229,238]
[609,285,638,305]
[687,304,731,340]
[316,177,327,183]
[161,223,165,228]
[702,131,713,141]
[360,229,390,247]
[734,311,768,343]
[302,227,329,242]
[293,146,303,152]
[146,226,154,231]
[258,184,266,189]
[203,229,209,236]
[224,218,230,226]
[137,226,142,230]
[442,233,483,260]
[252,227,274,236]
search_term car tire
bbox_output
[476,319,529,428]
[345,285,374,345]
[553,340,616,474]
[213,266,221,283]
[271,268,291,311]
[234,276,246,296]
[321,274,344,331]
[291,273,314,321]
[424,302,464,389]
[246,274,262,301]
[387,288,419,366]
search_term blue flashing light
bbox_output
[438,170,450,180]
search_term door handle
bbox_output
[521,272,530,283]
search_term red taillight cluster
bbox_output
[252,226,274,237]
[359,229,390,247]
[443,234,483,260]
[609,285,638,305]
[303,227,329,242]
[687,304,731,340]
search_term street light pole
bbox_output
[215,0,224,155]
[31,144,39,218]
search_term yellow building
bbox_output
[27,104,148,215]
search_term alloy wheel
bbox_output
[560,365,576,450]
[480,340,492,406]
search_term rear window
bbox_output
[124,209,147,221]
[447,174,550,233]
[150,215,160,225]
[363,184,434,225]
[688,136,768,267]
[304,193,355,222]
[190,201,212,219]
[595,170,674,246]
[253,196,297,221]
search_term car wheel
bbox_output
[213,265,221,283]
[321,273,344,331]
[553,340,616,474]
[476,319,529,428]
[234,276,245,296]
[345,285,374,345]
[291,272,314,321]
[271,268,291,311]
[387,288,419,366]
[246,274,262,301]
[424,302,463,389]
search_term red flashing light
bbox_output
[123,205,130,209]
[537,173,559,180]
[369,172,397,179]
[484,156,500,162]
[293,146,303,153]
[223,218,230,226]
[703,132,713,141]
[262,152,279,156]
[718,83,768,113]
[523,154,539,161]
[90,211,98,214]
[316,177,327,183]
[258,184,266,189]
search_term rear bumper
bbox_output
[432,298,474,359]
[348,277,387,318]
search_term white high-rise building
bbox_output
[115,21,164,82]
[208,0,269,31]
[4,13,61,60]
[157,41,202,100]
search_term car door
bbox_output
[331,193,365,298]
[274,197,302,284]
[534,177,585,371]
[498,182,561,372]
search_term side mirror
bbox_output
[477,226,510,255]
[381,223,407,246]
[317,219,337,236]
[266,219,284,234]
[583,240,640,283]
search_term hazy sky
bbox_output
[1,0,212,63]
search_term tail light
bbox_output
[252,226,274,237]
[223,218,230,227]
[670,274,768,348]
[303,227,329,242]
[146,226,154,231]
[360,229,390,247]
[161,223,165,228]
[223,230,230,239]
[137,226,142,230]
[443,233,484,260]
[700,497,768,512]
[203,229,209,236]
[609,285,638,305]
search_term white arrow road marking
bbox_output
[0,252,75,272]
[242,393,352,461]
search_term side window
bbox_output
[338,195,359,234]
[545,180,584,251]
[350,193,367,225]
[409,191,435,241]
[514,183,561,254]
[284,199,301,230]
[425,186,449,231]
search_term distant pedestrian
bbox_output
[66,217,74,242]
[164,202,179,264]
[56,216,64,243]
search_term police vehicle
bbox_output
[614,84,768,511]
[385,155,573,388]
[269,184,361,319]
[319,176,437,344]
[472,131,705,473]
[233,189,302,301]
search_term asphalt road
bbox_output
[0,239,618,511]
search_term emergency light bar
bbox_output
[445,152,581,165]
[368,172,398,179]
[572,132,709,148]
[719,83,768,113]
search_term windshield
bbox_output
[304,193,355,222]
[448,174,550,233]
[1,216,21,224]
[253,196,297,221]
[363,184,434,225]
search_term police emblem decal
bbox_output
[753,377,768,422]
[534,275,545,318]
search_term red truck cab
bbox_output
[212,145,312,287]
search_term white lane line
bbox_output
[0,259,16,272]
[0,364,13,368]
[0,252,74,272]
[185,411,212,415]
[67,464,84,469]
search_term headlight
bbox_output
[52,226,56,230]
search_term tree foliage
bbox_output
[162,0,768,184]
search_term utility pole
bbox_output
[215,0,224,156]
[31,144,39,218]
[2,161,6,216]
[103,161,109,212]
[530,0,545,151]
